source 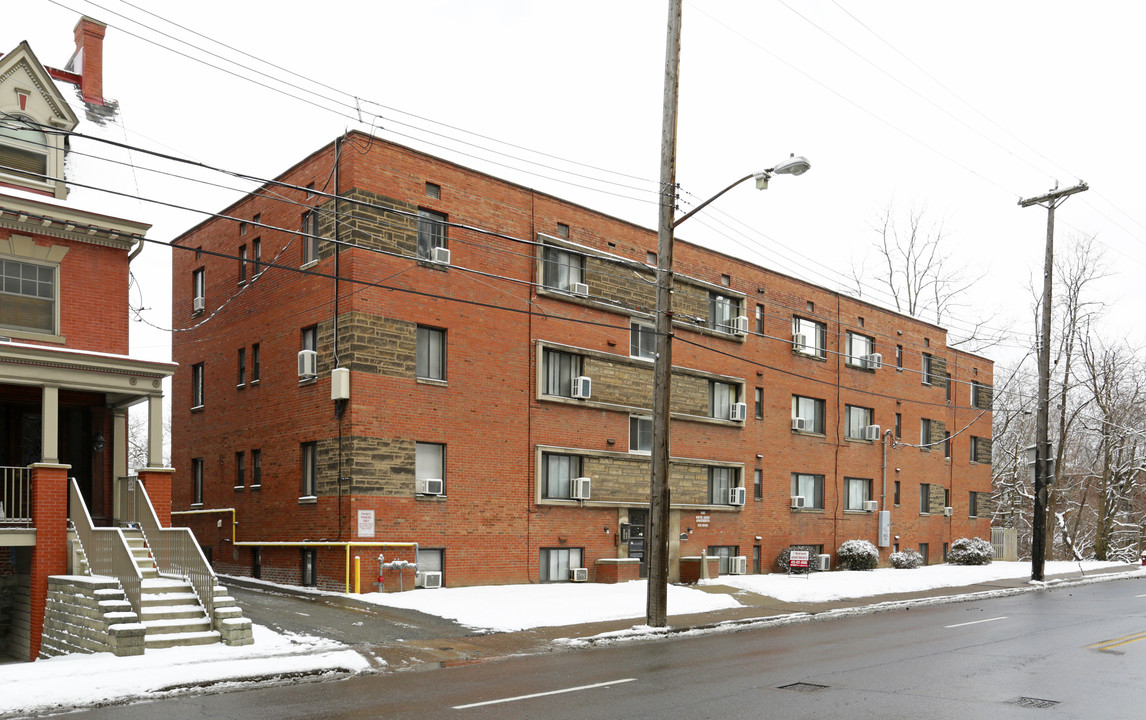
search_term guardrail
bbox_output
[69,478,142,614]
[0,466,31,526]
[134,481,217,617]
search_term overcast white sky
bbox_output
[9,1,1145,374]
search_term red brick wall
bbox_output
[170,134,994,588]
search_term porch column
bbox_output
[112,409,128,523]
[28,463,69,661]
[147,394,164,468]
[41,385,59,464]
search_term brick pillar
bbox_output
[28,464,70,661]
[138,468,175,527]
[72,16,107,104]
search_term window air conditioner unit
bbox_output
[862,500,879,512]
[863,424,881,442]
[730,402,747,422]
[570,567,589,582]
[193,296,205,313]
[728,556,748,575]
[572,375,592,399]
[791,417,808,431]
[793,333,814,355]
[790,495,806,509]
[416,478,444,496]
[571,477,591,500]
[816,553,831,571]
[431,246,451,265]
[298,349,318,378]
[733,315,750,335]
[570,282,589,297]
[862,352,883,370]
[728,486,746,506]
[944,506,954,517]
[416,571,442,589]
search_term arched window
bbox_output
[0,115,49,183]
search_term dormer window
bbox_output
[0,115,50,186]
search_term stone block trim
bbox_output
[929,419,947,448]
[333,188,419,257]
[929,484,947,515]
[974,436,993,464]
[324,436,415,497]
[40,576,144,658]
[325,311,416,377]
[973,383,994,410]
[565,449,739,507]
[583,254,657,312]
[930,354,948,390]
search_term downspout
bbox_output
[881,429,890,509]
[334,135,345,541]
[128,237,144,262]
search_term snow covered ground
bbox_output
[1,561,1140,717]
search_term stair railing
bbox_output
[68,478,142,614]
[133,481,217,617]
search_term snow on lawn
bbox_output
[0,625,368,717]
[707,560,1136,603]
[358,579,741,632]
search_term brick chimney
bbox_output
[70,16,107,105]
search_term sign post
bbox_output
[789,549,810,579]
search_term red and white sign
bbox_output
[789,550,810,568]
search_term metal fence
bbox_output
[0,466,31,526]
[133,481,218,618]
[992,527,1018,561]
[69,478,142,614]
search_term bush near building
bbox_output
[947,537,993,565]
[889,548,923,569]
[836,539,879,570]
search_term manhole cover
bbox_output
[778,682,828,693]
[1011,697,1060,709]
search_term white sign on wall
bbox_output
[357,509,375,538]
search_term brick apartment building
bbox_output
[171,132,993,591]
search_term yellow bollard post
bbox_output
[354,555,361,594]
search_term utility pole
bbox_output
[647,0,682,628]
[1019,181,1087,581]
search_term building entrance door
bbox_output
[627,508,648,578]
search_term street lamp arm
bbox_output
[672,173,755,228]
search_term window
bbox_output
[709,381,737,420]
[417,209,448,259]
[708,467,736,504]
[426,182,441,200]
[629,415,652,453]
[792,317,826,357]
[415,442,445,493]
[191,363,205,409]
[971,436,991,464]
[417,548,444,585]
[845,405,874,440]
[302,210,319,265]
[920,483,931,514]
[944,431,952,459]
[0,115,52,190]
[630,321,656,359]
[0,257,56,334]
[251,449,262,488]
[920,418,933,447]
[943,542,949,562]
[896,344,903,369]
[301,325,317,353]
[922,353,934,385]
[895,413,902,439]
[918,543,929,565]
[416,326,446,380]
[754,468,763,499]
[542,245,584,291]
[192,458,204,505]
[754,387,764,419]
[301,442,318,497]
[235,451,245,489]
[845,477,872,510]
[540,547,584,582]
[894,480,901,506]
[971,381,991,409]
[542,349,580,397]
[969,491,981,518]
[755,304,764,334]
[301,549,317,586]
[709,294,738,333]
[542,453,581,499]
[237,348,246,387]
[845,331,875,367]
[251,343,261,383]
[239,245,248,283]
[944,488,951,508]
[791,473,824,509]
[646,251,657,265]
[791,395,825,434]
[707,546,739,575]
[192,268,205,312]
[252,548,261,579]
[252,238,261,276]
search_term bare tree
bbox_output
[126,410,171,472]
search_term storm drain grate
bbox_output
[778,682,829,693]
[1011,697,1060,709]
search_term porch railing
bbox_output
[69,477,142,614]
[133,480,217,618]
[0,466,31,526]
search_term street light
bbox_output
[647,0,811,630]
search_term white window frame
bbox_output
[0,255,58,336]
[415,442,445,493]
[417,209,448,259]
[709,294,737,334]
[302,209,320,265]
[791,472,824,509]
[629,415,652,454]
[191,363,205,409]
[540,547,584,583]
[845,405,874,440]
[542,349,580,398]
[416,325,447,381]
[630,321,656,360]
[191,457,204,506]
[709,381,737,420]
[542,453,582,499]
[192,267,205,312]
[844,477,872,510]
[791,395,825,434]
[845,331,874,367]
[708,467,736,504]
[0,115,56,193]
[301,442,317,497]
[922,353,935,385]
[541,245,584,292]
[793,316,826,357]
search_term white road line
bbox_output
[945,616,1008,629]
[453,678,637,710]
[1136,593,1146,598]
